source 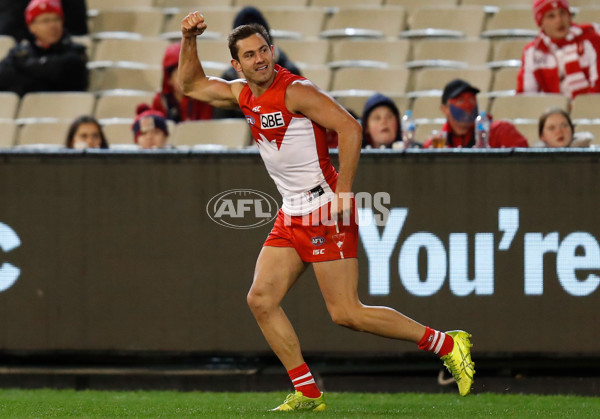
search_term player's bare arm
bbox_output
[178,12,244,108]
[285,81,362,219]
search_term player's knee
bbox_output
[329,308,361,331]
[247,289,272,317]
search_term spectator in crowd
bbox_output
[213,6,302,119]
[65,115,109,149]
[0,0,88,96]
[361,93,403,149]
[423,79,529,148]
[149,42,213,123]
[132,105,171,150]
[517,0,600,99]
[0,0,87,42]
[536,107,594,147]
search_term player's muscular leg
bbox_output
[248,246,308,370]
[313,258,425,342]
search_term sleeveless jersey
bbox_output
[238,65,338,216]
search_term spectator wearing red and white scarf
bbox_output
[517,0,600,99]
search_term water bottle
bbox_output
[475,111,490,149]
[402,110,416,149]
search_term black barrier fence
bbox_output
[0,149,599,356]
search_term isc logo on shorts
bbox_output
[260,112,285,129]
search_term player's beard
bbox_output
[245,61,275,88]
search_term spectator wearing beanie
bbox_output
[132,105,171,149]
[422,79,529,148]
[0,0,87,43]
[361,93,403,149]
[517,0,600,99]
[150,42,213,123]
[213,6,302,119]
[0,0,88,96]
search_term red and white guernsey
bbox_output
[238,65,338,216]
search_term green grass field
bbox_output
[0,390,599,418]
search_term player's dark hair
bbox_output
[228,23,272,61]
[538,107,574,138]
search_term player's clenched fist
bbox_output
[181,12,207,38]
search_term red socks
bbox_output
[288,363,321,398]
[418,326,454,357]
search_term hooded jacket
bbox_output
[150,42,212,122]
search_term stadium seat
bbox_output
[297,65,332,91]
[407,39,491,68]
[171,119,251,148]
[511,121,539,146]
[490,67,520,93]
[95,90,156,120]
[386,0,458,28]
[575,123,600,145]
[100,120,135,145]
[311,0,383,7]
[488,39,531,68]
[154,0,235,8]
[162,8,239,39]
[87,0,154,10]
[236,0,308,7]
[575,7,600,25]
[90,8,166,37]
[321,6,405,39]
[262,7,329,40]
[196,39,235,66]
[328,39,410,68]
[88,63,162,92]
[489,94,570,121]
[481,7,539,39]
[460,0,531,7]
[93,37,170,65]
[570,94,600,121]
[0,35,15,60]
[410,67,493,94]
[411,95,444,121]
[0,120,17,148]
[16,120,72,146]
[275,39,330,66]
[331,92,409,119]
[571,0,600,6]
[17,92,95,121]
[401,6,486,39]
[0,92,20,119]
[71,35,93,59]
[331,67,410,95]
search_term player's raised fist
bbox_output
[181,12,207,38]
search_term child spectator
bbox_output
[132,105,171,150]
[65,115,109,149]
[361,93,403,149]
[517,0,600,99]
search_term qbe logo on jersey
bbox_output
[206,189,279,229]
[260,112,285,129]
